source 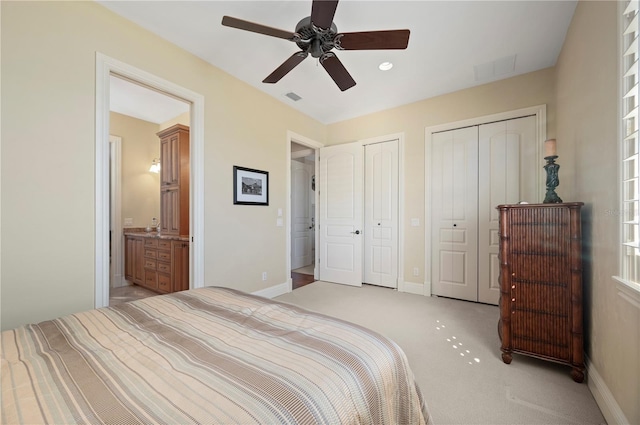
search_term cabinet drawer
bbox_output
[158,273,171,292]
[144,249,157,259]
[511,280,569,314]
[511,312,570,360]
[144,259,157,270]
[144,239,158,248]
[157,251,171,261]
[158,240,171,250]
[144,270,158,289]
[510,255,570,285]
[157,261,171,273]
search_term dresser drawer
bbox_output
[144,249,157,259]
[157,261,171,273]
[510,280,569,314]
[144,259,157,270]
[158,273,171,293]
[158,240,171,250]
[511,311,570,361]
[144,238,158,248]
[144,270,158,289]
[157,250,171,261]
[510,255,570,285]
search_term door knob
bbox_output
[351,230,360,235]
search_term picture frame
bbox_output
[233,166,269,205]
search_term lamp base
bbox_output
[543,189,563,204]
[543,156,562,204]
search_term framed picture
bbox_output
[233,166,269,205]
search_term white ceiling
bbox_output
[110,75,190,124]
[100,0,577,125]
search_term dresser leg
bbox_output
[570,367,584,383]
[501,351,512,364]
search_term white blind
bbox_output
[622,0,640,283]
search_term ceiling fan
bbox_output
[221,0,410,92]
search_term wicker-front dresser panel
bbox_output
[498,203,584,383]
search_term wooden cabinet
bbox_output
[172,241,190,292]
[124,235,189,294]
[497,203,584,382]
[141,238,171,293]
[157,124,189,236]
[161,187,181,235]
[124,235,144,285]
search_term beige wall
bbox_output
[556,1,639,423]
[159,111,190,132]
[327,68,556,284]
[1,1,325,330]
[110,112,161,228]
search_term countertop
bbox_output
[123,228,189,242]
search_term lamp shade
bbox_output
[149,158,160,173]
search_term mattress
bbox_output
[2,286,430,424]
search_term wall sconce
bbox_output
[149,158,160,173]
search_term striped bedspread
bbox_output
[2,286,430,424]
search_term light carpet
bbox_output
[275,281,606,425]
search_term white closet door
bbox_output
[477,116,537,304]
[291,159,313,270]
[319,143,363,286]
[364,140,399,288]
[431,127,479,301]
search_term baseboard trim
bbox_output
[111,273,125,288]
[586,356,630,425]
[398,279,427,296]
[252,281,291,299]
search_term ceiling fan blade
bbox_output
[337,29,410,50]
[222,16,297,41]
[310,0,339,30]
[320,53,356,92]
[263,52,309,84]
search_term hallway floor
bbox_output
[110,285,158,306]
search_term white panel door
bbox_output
[364,140,398,288]
[478,116,537,304]
[319,143,363,286]
[291,159,313,270]
[431,127,479,301]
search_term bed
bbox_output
[2,286,430,424]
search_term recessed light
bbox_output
[378,62,393,71]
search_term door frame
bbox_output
[290,157,314,271]
[109,135,124,288]
[95,53,205,308]
[286,131,324,290]
[424,104,547,297]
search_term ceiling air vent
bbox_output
[474,54,517,82]
[285,92,302,101]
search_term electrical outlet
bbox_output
[262,272,267,281]
[413,267,419,276]
[124,218,133,226]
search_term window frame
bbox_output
[616,0,640,299]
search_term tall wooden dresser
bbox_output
[497,203,585,382]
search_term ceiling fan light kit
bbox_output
[221,0,410,92]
